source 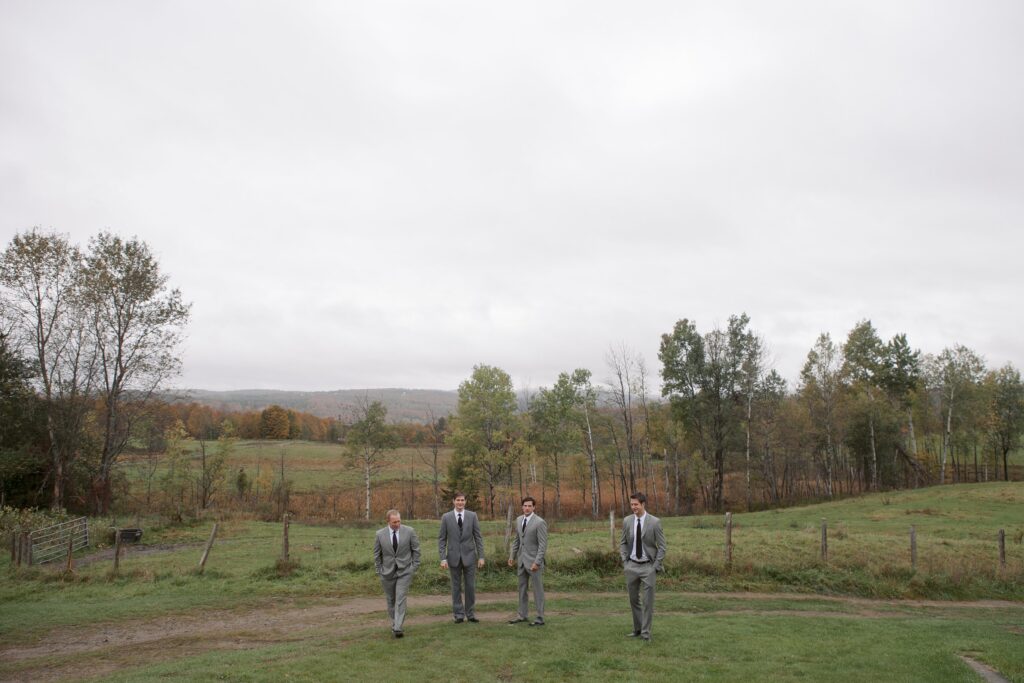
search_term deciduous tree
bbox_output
[82,232,191,513]
[0,229,95,509]
[529,371,587,519]
[345,398,397,520]
[799,333,845,498]
[448,365,517,516]
[926,345,985,484]
[987,364,1024,481]
[660,314,757,512]
[842,320,885,490]
[259,405,291,439]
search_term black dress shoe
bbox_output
[529,620,545,626]
[393,630,404,638]
[467,617,479,623]
[508,617,528,624]
[454,618,464,623]
[626,631,641,637]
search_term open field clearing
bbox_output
[121,438,1024,521]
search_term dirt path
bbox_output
[959,655,1013,683]
[2,592,1020,682]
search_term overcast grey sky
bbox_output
[2,1,1022,392]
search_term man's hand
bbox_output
[440,560,448,570]
[477,558,485,569]
[530,562,539,572]
[507,558,514,567]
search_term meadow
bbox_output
[2,482,1022,681]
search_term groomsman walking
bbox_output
[373,509,421,638]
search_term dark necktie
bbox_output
[522,517,527,534]
[392,530,398,552]
[457,514,463,536]
[635,518,644,560]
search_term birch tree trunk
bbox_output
[941,388,954,484]
[582,403,599,518]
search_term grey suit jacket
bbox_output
[374,524,421,576]
[510,514,548,568]
[438,509,485,566]
[619,513,667,571]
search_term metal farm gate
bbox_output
[10,517,89,566]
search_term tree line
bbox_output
[3,229,1021,521]
[438,315,1022,520]
[165,401,440,446]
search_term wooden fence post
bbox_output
[112,528,122,574]
[282,514,290,561]
[910,526,917,571]
[820,518,828,564]
[609,509,616,551]
[65,533,75,573]
[23,531,32,567]
[9,532,15,564]
[198,523,219,574]
[13,532,21,567]
[998,529,1006,572]
[725,512,733,569]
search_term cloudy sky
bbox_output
[2,1,1022,392]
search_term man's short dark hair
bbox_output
[452,491,466,500]
[521,496,536,506]
[630,492,647,504]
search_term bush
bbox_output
[0,506,70,534]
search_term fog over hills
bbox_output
[173,388,458,423]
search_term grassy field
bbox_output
[2,482,1022,681]
[56,595,1024,682]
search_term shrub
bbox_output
[0,506,70,534]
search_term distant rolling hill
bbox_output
[173,388,458,423]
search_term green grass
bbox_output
[67,595,1024,682]
[2,482,1022,681]
[2,483,1022,645]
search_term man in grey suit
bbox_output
[620,491,666,642]
[507,496,548,626]
[373,509,421,638]
[438,491,485,623]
